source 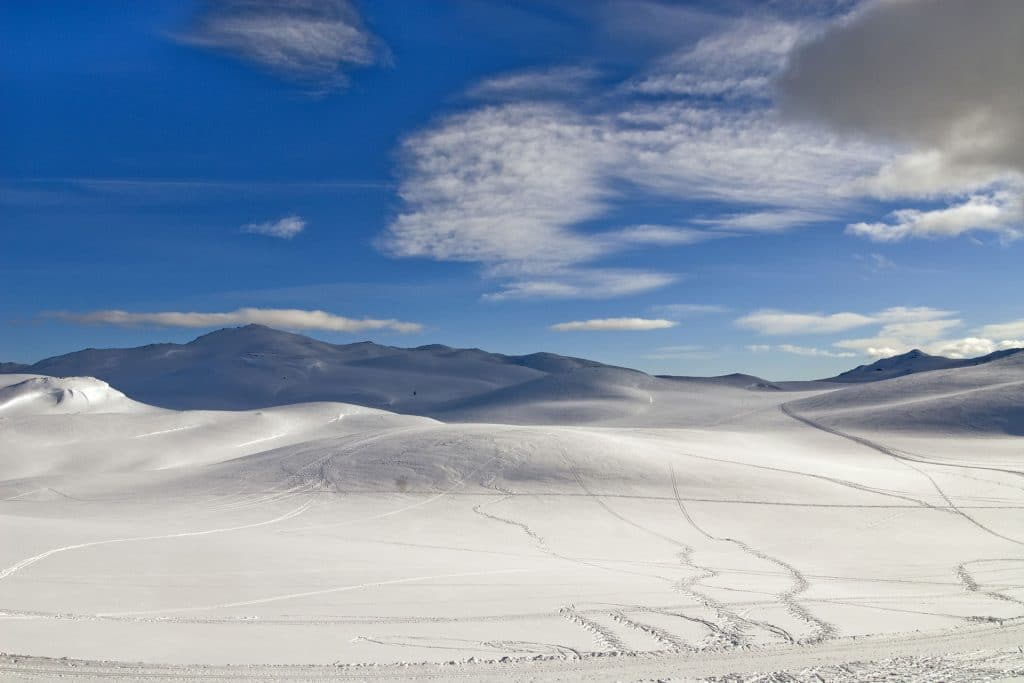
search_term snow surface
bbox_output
[1,330,1023,680]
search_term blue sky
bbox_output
[3,0,1023,379]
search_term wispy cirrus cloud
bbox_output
[242,215,306,239]
[483,268,676,302]
[179,0,387,92]
[48,307,422,333]
[466,66,600,101]
[629,18,803,99]
[379,17,883,301]
[550,317,676,332]
[380,0,1023,306]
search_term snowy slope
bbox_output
[0,373,434,480]
[2,369,1023,671]
[789,350,1024,435]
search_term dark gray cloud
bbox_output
[779,0,1024,175]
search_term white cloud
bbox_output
[180,0,385,91]
[380,103,611,269]
[736,310,876,335]
[977,320,1024,339]
[50,307,422,333]
[242,215,306,239]
[925,337,1024,359]
[831,311,966,360]
[550,317,676,332]
[847,192,1023,242]
[739,306,967,359]
[868,318,962,345]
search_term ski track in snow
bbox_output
[99,569,534,617]
[4,358,1024,677]
[0,501,312,582]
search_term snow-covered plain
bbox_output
[1,330,1023,681]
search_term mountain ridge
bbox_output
[3,326,1021,412]
[0,325,636,413]
[823,347,1024,383]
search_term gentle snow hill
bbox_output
[789,350,1024,435]
[0,373,434,480]
[822,347,1024,383]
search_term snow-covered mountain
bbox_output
[792,349,1024,435]
[0,325,627,414]
[3,327,1021,430]
[823,347,1024,383]
[0,326,823,427]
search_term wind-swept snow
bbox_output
[0,375,140,416]
[1,335,1023,680]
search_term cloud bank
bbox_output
[50,308,422,333]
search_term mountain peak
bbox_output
[189,324,312,345]
[827,346,1022,383]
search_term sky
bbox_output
[2,0,1023,380]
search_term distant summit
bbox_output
[824,347,1024,383]
[0,325,627,413]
